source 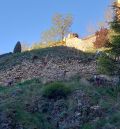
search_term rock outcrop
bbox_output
[0,58,97,86]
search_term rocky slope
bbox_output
[0,57,96,86]
[0,78,120,129]
[0,46,96,86]
[0,46,120,129]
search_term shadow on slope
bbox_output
[0,46,95,71]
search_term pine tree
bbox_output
[110,1,120,56]
[97,1,120,75]
[13,41,21,53]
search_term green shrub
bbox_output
[42,82,71,99]
[110,112,120,125]
[97,54,116,75]
[13,41,22,53]
[82,123,94,129]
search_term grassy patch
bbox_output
[42,82,71,99]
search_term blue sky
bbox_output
[0,0,111,54]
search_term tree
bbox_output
[21,43,30,52]
[109,1,120,56]
[41,27,58,43]
[52,13,73,40]
[97,54,116,75]
[41,13,73,42]
[13,41,21,53]
[104,7,113,23]
[94,28,110,48]
[97,1,120,75]
[87,22,96,35]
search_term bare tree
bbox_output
[104,7,113,23]
[87,22,96,35]
[98,21,106,28]
[52,13,73,40]
[41,27,58,43]
[21,43,30,52]
[41,13,73,42]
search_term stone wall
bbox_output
[66,35,96,51]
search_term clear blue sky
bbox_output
[0,0,111,54]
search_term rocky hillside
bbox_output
[0,77,120,129]
[0,46,120,129]
[0,46,96,86]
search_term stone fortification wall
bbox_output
[66,34,96,51]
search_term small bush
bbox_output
[97,54,116,75]
[82,123,94,129]
[110,112,120,124]
[13,41,22,53]
[42,82,71,99]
